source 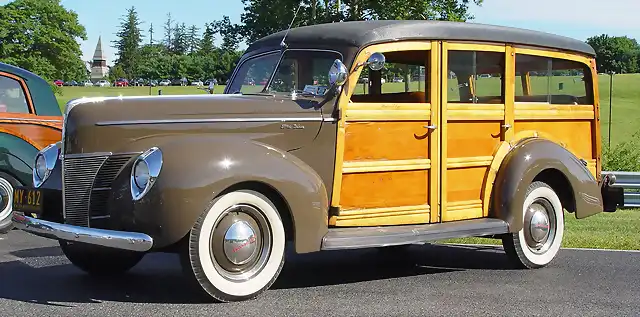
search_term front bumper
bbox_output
[11,212,153,252]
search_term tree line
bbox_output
[586,34,640,74]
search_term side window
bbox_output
[515,54,592,105]
[0,75,29,113]
[351,50,430,103]
[447,50,504,104]
[268,50,343,94]
[228,53,280,94]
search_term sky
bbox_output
[2,0,639,65]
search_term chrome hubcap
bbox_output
[523,197,556,254]
[210,204,271,281]
[0,177,13,220]
[223,221,258,265]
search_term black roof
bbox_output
[249,20,595,56]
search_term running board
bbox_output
[321,218,510,250]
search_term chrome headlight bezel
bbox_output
[33,142,61,188]
[130,147,163,201]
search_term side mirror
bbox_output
[328,59,348,87]
[366,52,386,71]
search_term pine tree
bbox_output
[112,6,143,79]
[163,13,174,51]
[187,25,200,54]
[199,23,215,55]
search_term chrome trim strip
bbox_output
[63,152,114,159]
[12,212,153,252]
[95,117,327,126]
[0,118,62,123]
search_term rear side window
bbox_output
[515,54,592,105]
[0,75,29,113]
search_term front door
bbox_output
[329,41,439,227]
[438,42,509,222]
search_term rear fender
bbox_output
[0,132,39,185]
[491,138,603,232]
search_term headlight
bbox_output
[33,142,60,188]
[130,147,163,201]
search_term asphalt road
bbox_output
[1,230,639,317]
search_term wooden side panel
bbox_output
[343,121,429,161]
[0,114,62,149]
[513,120,593,160]
[443,121,500,221]
[340,170,429,210]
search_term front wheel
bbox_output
[502,181,565,269]
[182,190,286,302]
[60,241,145,275]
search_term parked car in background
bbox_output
[0,61,62,233]
[190,80,203,86]
[53,80,64,87]
[158,79,170,86]
[148,79,158,87]
[114,78,129,87]
[63,80,78,86]
[94,80,110,87]
[81,80,93,87]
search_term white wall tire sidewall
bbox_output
[197,190,285,298]
[0,177,14,223]
[517,186,564,266]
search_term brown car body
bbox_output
[11,20,624,302]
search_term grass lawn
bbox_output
[53,74,640,250]
[443,209,640,250]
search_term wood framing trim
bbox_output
[345,103,431,121]
[0,71,35,114]
[342,158,431,173]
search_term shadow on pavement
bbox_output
[0,243,514,306]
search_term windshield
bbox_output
[227,50,342,95]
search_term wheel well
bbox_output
[220,181,295,243]
[533,169,576,213]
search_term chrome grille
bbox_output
[89,154,136,219]
[63,153,137,227]
[63,155,109,227]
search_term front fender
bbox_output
[0,132,39,185]
[491,138,603,232]
[107,135,329,253]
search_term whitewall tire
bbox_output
[503,181,565,269]
[184,190,286,302]
[0,172,19,234]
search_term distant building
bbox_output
[90,36,109,82]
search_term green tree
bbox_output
[587,34,640,74]
[163,13,175,51]
[187,25,201,54]
[171,22,188,55]
[0,0,87,81]
[213,16,242,51]
[239,0,485,43]
[199,23,216,55]
[112,6,144,79]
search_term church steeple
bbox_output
[92,36,106,62]
[90,36,109,82]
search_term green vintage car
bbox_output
[0,62,62,233]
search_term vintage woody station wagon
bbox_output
[12,21,623,302]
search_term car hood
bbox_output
[63,94,326,155]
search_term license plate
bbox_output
[12,187,43,213]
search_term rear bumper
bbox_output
[12,212,153,252]
[601,173,624,212]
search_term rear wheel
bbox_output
[182,190,286,302]
[502,181,564,269]
[60,241,145,275]
[0,172,20,234]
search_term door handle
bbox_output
[501,124,512,129]
[424,125,437,130]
